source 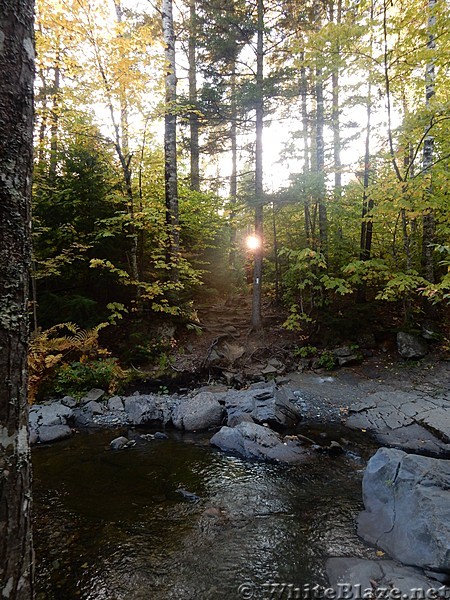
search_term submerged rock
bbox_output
[357,447,450,574]
[326,557,441,595]
[110,436,132,450]
[210,421,308,463]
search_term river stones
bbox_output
[210,421,308,463]
[172,392,224,431]
[29,401,74,444]
[224,383,301,431]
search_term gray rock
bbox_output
[172,392,224,431]
[210,422,308,463]
[110,436,129,450]
[252,386,301,430]
[224,385,301,431]
[397,332,428,359]
[326,557,439,596]
[72,407,95,427]
[123,395,163,425]
[154,431,169,440]
[227,413,254,428]
[60,396,77,408]
[357,448,450,573]
[83,400,106,415]
[419,409,450,443]
[38,425,72,443]
[333,346,354,357]
[29,402,73,428]
[107,396,124,411]
[337,354,362,367]
[176,488,201,502]
[80,388,105,404]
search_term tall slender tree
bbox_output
[162,0,180,280]
[251,0,265,330]
[0,0,35,597]
[421,0,437,283]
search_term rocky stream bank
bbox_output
[30,356,450,595]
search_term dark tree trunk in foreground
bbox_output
[0,0,35,597]
[162,0,179,279]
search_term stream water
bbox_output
[33,425,379,600]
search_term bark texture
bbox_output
[0,0,35,597]
[162,0,179,277]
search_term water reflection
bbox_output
[32,427,378,600]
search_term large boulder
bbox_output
[123,395,163,425]
[210,422,308,463]
[38,425,72,444]
[357,448,450,574]
[397,332,428,359]
[224,384,301,431]
[172,392,224,431]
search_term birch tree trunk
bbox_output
[0,0,35,597]
[163,0,179,280]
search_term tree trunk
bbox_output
[229,64,238,268]
[49,61,60,183]
[315,68,328,259]
[331,0,342,203]
[0,0,35,597]
[421,0,436,283]
[162,0,179,280]
[359,76,373,262]
[251,0,264,330]
[188,0,200,192]
[300,55,312,246]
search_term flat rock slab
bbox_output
[357,448,450,574]
[210,421,308,463]
[419,408,450,443]
[346,390,450,457]
[326,558,441,595]
[375,424,450,458]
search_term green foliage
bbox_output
[376,272,429,302]
[317,351,337,370]
[53,358,127,398]
[293,345,318,358]
[283,304,314,332]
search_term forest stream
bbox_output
[33,424,380,600]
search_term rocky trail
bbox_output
[173,293,297,385]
